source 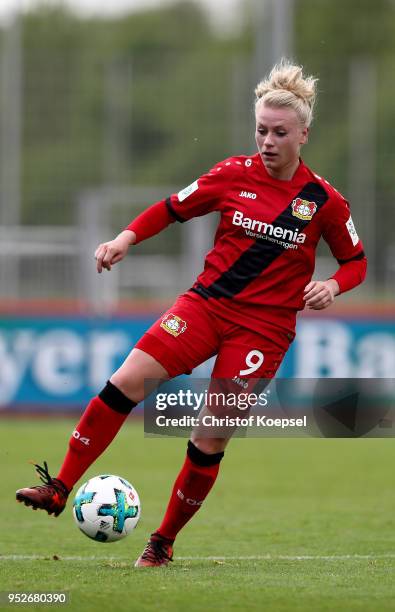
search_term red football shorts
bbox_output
[135,292,289,381]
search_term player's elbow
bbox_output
[359,255,368,284]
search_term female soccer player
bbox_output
[16,60,366,567]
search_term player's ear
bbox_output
[300,126,309,145]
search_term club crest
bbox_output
[160,313,187,337]
[291,198,317,221]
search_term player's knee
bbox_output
[110,349,168,402]
[109,372,144,403]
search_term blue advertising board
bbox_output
[0,312,394,411]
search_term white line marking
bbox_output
[179,554,395,561]
[1,554,395,562]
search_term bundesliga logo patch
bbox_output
[177,180,198,202]
[160,313,187,337]
[291,198,317,221]
[346,215,359,246]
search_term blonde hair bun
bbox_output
[255,59,318,127]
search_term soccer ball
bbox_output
[72,474,141,542]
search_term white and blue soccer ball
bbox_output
[72,475,141,542]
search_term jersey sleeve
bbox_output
[126,199,175,244]
[165,159,235,222]
[321,192,367,293]
[125,159,235,244]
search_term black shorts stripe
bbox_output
[195,182,329,300]
[336,250,366,265]
[166,197,186,223]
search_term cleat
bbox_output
[134,532,174,568]
[16,461,70,517]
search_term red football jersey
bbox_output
[161,153,366,346]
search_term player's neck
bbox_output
[266,158,301,181]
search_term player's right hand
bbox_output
[95,230,136,273]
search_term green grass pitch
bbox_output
[1,418,394,611]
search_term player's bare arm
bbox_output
[303,279,340,310]
[95,229,136,273]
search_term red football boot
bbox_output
[16,461,69,517]
[134,532,174,567]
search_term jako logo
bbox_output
[232,210,306,244]
[239,190,257,199]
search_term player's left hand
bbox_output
[303,279,339,310]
